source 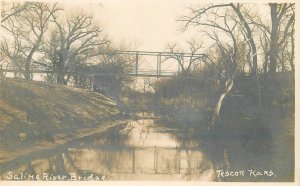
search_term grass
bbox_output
[0,77,121,154]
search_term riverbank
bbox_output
[0,116,217,181]
[127,73,295,181]
[0,74,294,181]
[0,77,131,165]
[0,118,131,171]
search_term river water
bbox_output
[0,113,292,181]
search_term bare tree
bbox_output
[164,40,207,75]
[230,4,258,75]
[1,2,29,77]
[1,2,61,80]
[1,2,30,23]
[91,44,137,92]
[180,8,240,129]
[271,3,294,74]
[241,3,295,74]
[43,13,109,85]
[180,3,258,75]
[288,16,295,73]
[0,32,25,77]
[22,3,61,80]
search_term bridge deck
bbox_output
[0,50,208,78]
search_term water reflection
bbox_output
[0,117,280,181]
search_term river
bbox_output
[0,113,292,181]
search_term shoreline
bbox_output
[0,118,131,171]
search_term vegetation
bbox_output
[146,3,295,181]
[1,2,133,87]
[141,3,295,130]
[0,2,295,181]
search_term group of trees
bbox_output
[1,2,295,123]
[164,40,210,75]
[180,3,294,75]
[1,2,132,87]
[174,3,295,128]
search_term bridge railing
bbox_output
[113,50,206,58]
[0,50,208,78]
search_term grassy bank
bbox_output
[0,77,128,164]
[147,72,294,181]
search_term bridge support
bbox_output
[135,52,139,76]
[157,53,161,76]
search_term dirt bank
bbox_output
[0,77,130,164]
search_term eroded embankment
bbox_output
[0,77,129,164]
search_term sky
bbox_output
[2,0,272,52]
[98,1,201,51]
[59,0,272,53]
[63,0,205,52]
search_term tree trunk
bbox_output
[290,21,295,73]
[57,72,65,84]
[231,4,258,75]
[24,63,30,80]
[209,72,235,129]
[263,39,269,75]
[56,62,65,84]
[56,51,67,85]
[269,3,279,76]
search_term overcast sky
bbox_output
[63,0,206,52]
[99,1,202,51]
[2,0,272,54]
[60,0,272,53]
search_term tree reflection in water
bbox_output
[0,118,278,181]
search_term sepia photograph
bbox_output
[0,0,297,184]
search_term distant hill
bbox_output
[0,77,122,161]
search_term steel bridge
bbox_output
[0,50,207,78]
